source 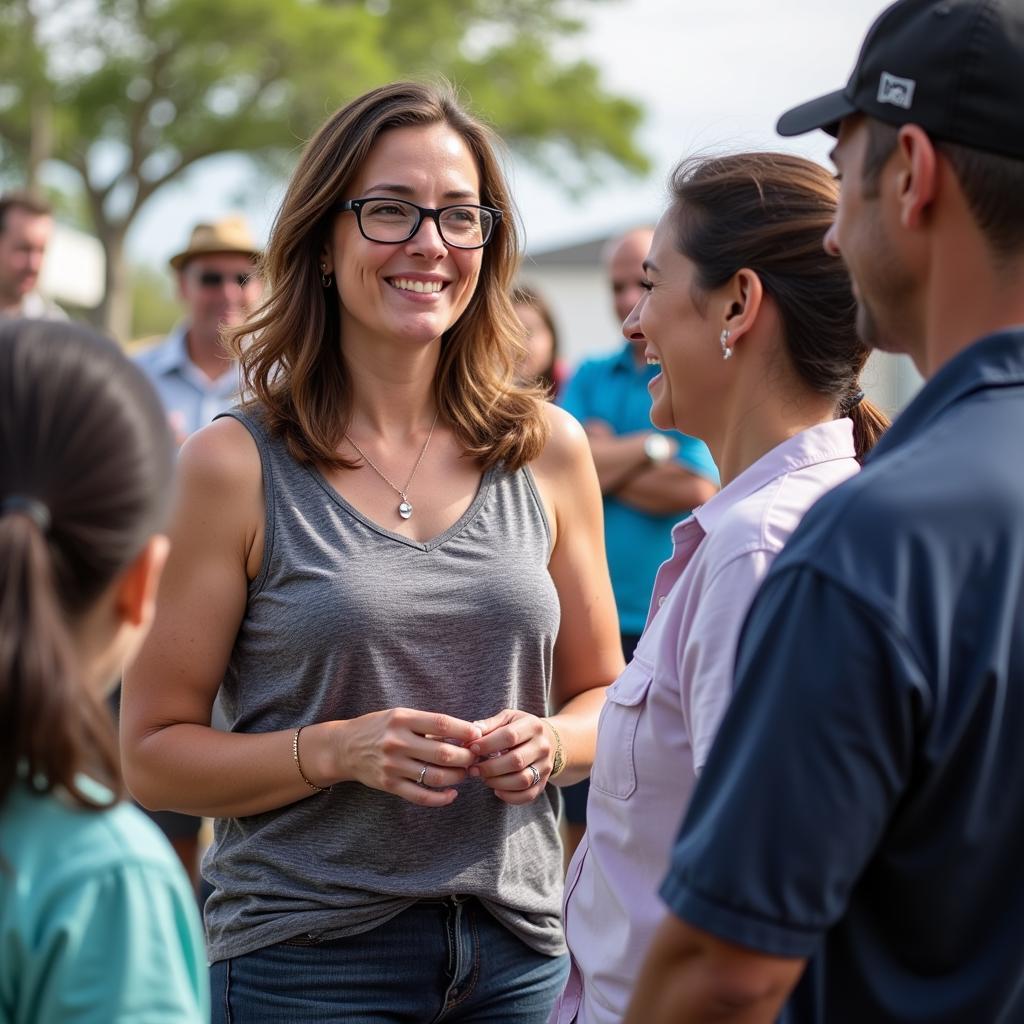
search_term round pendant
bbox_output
[398,500,413,520]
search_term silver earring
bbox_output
[720,329,733,360]
[320,264,333,289]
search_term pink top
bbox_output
[552,418,860,1024]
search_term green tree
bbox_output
[0,0,647,340]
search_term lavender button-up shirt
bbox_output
[552,418,860,1024]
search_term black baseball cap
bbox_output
[777,0,1024,160]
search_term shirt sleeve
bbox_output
[23,859,209,1022]
[678,549,773,774]
[660,564,925,958]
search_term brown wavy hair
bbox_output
[669,152,889,460]
[229,80,549,472]
[0,320,173,811]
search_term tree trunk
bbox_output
[93,227,133,343]
[26,93,51,195]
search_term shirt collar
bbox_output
[147,322,191,375]
[868,328,1024,464]
[687,417,856,537]
[610,341,645,375]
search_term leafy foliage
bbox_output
[0,0,647,336]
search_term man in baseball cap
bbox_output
[627,3,1024,1022]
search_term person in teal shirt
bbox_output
[0,319,208,1023]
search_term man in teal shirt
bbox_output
[558,227,719,854]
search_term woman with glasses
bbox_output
[550,152,889,1024]
[121,81,622,1023]
[0,320,207,1022]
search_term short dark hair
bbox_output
[669,151,889,461]
[0,191,52,234]
[862,118,1024,259]
[0,319,174,811]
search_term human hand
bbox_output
[341,709,481,807]
[467,709,555,805]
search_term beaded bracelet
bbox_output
[293,725,331,793]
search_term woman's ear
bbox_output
[116,535,171,629]
[720,268,764,347]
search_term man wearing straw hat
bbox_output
[136,215,262,446]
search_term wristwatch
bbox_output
[643,432,672,463]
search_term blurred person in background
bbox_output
[0,192,67,321]
[512,282,566,399]
[552,151,888,1024]
[0,319,207,1023]
[135,216,262,447]
[120,81,623,1023]
[556,226,718,861]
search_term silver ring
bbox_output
[527,764,541,788]
[418,765,429,786]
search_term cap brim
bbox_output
[776,89,857,138]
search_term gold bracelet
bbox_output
[545,719,566,778]
[293,725,331,793]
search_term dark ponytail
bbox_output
[669,152,890,461]
[0,320,173,810]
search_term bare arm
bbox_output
[584,421,716,515]
[120,419,481,819]
[624,915,805,1024]
[470,405,625,800]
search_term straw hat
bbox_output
[168,215,261,270]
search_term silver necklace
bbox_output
[344,412,439,520]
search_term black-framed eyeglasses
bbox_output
[339,198,502,249]
[195,270,257,289]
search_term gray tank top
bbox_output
[203,407,564,963]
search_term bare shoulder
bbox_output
[178,416,262,497]
[533,402,591,476]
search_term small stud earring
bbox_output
[320,264,333,289]
[720,329,733,361]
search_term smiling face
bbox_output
[623,210,726,435]
[322,123,485,352]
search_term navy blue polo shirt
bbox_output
[660,329,1024,1023]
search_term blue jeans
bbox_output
[209,896,569,1023]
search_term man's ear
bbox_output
[115,535,171,629]
[895,124,938,230]
[721,268,765,349]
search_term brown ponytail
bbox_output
[0,320,173,811]
[669,152,890,461]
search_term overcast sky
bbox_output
[127,0,892,266]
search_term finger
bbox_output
[470,716,533,757]
[470,710,515,739]
[404,759,469,790]
[492,785,546,806]
[479,764,544,792]
[406,735,479,770]
[472,741,543,780]
[403,710,482,745]
[393,779,461,807]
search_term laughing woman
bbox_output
[120,82,623,1023]
[550,152,889,1024]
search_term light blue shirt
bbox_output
[0,777,209,1023]
[134,324,240,437]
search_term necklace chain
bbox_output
[344,411,439,520]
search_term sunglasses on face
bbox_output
[195,270,257,289]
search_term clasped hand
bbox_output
[345,707,554,807]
